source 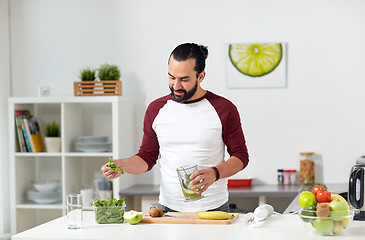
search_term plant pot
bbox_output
[73,80,122,96]
[45,137,61,152]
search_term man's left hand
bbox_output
[189,168,216,194]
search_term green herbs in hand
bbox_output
[107,157,124,174]
[93,197,125,224]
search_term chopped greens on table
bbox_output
[93,198,126,224]
[107,157,124,174]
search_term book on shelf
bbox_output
[14,110,44,152]
[14,111,26,152]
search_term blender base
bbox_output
[353,211,365,221]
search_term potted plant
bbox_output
[98,63,121,81]
[44,121,61,152]
[74,64,122,96]
[79,68,96,81]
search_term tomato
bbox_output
[316,190,331,203]
[312,185,327,196]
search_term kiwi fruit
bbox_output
[316,202,330,217]
[149,207,164,217]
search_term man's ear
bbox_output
[198,71,206,83]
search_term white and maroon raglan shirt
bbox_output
[136,91,249,212]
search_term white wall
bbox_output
[0,0,11,237]
[8,0,365,186]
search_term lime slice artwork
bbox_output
[226,42,287,88]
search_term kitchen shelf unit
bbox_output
[8,96,134,234]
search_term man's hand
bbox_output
[101,159,123,179]
[189,168,217,194]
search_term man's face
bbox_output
[168,56,199,102]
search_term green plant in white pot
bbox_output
[44,121,61,152]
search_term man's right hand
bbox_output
[101,162,123,179]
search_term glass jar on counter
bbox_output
[283,169,297,185]
[288,169,297,185]
[300,152,315,185]
[277,169,284,185]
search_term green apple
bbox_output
[329,200,349,220]
[311,219,334,235]
[298,191,317,208]
[301,205,316,222]
[124,210,143,225]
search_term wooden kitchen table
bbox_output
[11,211,365,240]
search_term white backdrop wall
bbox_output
[0,0,11,237]
[8,0,365,187]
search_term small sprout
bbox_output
[106,157,124,174]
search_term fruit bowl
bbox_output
[298,209,353,235]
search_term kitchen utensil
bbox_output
[140,212,239,224]
[357,156,365,165]
[97,180,113,191]
[164,212,189,218]
[348,164,365,220]
[67,194,83,229]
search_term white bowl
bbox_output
[33,181,58,192]
[27,190,61,204]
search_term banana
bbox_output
[332,221,343,234]
[330,194,351,228]
[341,217,350,229]
[197,211,234,220]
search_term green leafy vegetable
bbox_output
[106,157,124,174]
[93,197,125,224]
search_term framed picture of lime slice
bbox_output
[226,42,287,88]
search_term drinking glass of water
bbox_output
[67,194,82,229]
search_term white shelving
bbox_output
[8,96,134,234]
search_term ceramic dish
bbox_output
[27,190,62,204]
[75,142,111,152]
[33,180,58,192]
[79,136,108,143]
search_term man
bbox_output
[101,43,249,212]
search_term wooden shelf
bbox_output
[9,96,134,234]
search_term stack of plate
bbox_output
[75,136,111,152]
[28,180,61,204]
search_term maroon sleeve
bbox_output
[135,95,170,171]
[206,92,249,169]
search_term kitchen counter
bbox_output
[120,184,302,209]
[11,210,365,240]
[119,184,302,196]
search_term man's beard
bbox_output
[169,81,198,102]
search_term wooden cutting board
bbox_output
[140,212,239,225]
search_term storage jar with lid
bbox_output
[299,152,315,185]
